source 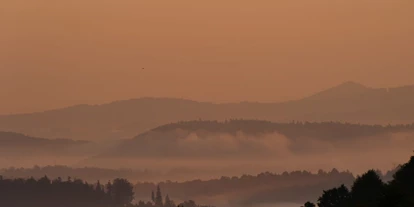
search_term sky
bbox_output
[1,0,414,114]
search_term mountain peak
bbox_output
[304,81,370,101]
[335,81,368,90]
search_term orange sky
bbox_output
[1,0,414,114]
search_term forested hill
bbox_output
[0,131,88,146]
[93,120,414,161]
[0,131,89,156]
[150,120,414,139]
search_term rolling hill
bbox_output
[0,131,89,156]
[96,119,414,159]
[79,120,414,176]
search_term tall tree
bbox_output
[96,180,103,192]
[106,181,113,197]
[383,155,414,207]
[155,185,163,207]
[350,170,385,207]
[112,178,134,207]
[317,184,350,207]
[165,194,172,207]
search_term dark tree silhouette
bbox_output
[317,184,350,207]
[307,155,414,207]
[135,187,209,207]
[0,176,128,207]
[96,180,104,192]
[383,156,414,207]
[302,201,316,207]
[155,185,163,207]
[350,170,385,207]
[0,175,211,207]
[179,200,197,207]
[165,194,173,207]
[111,178,135,207]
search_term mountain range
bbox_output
[1,81,414,141]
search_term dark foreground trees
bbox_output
[302,201,316,207]
[317,184,350,207]
[349,170,385,207]
[111,178,135,206]
[303,155,414,207]
[136,186,211,207]
[0,176,134,207]
[0,175,210,207]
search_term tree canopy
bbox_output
[305,155,414,207]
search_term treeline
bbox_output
[151,120,414,140]
[0,165,160,183]
[134,169,356,204]
[0,176,133,207]
[135,185,213,207]
[301,155,414,207]
[0,175,208,207]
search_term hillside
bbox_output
[97,120,414,159]
[1,82,414,141]
[0,131,89,155]
[0,132,96,168]
[79,120,414,176]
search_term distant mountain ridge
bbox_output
[1,82,414,141]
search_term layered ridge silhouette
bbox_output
[1,82,414,141]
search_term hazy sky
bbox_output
[1,0,414,114]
